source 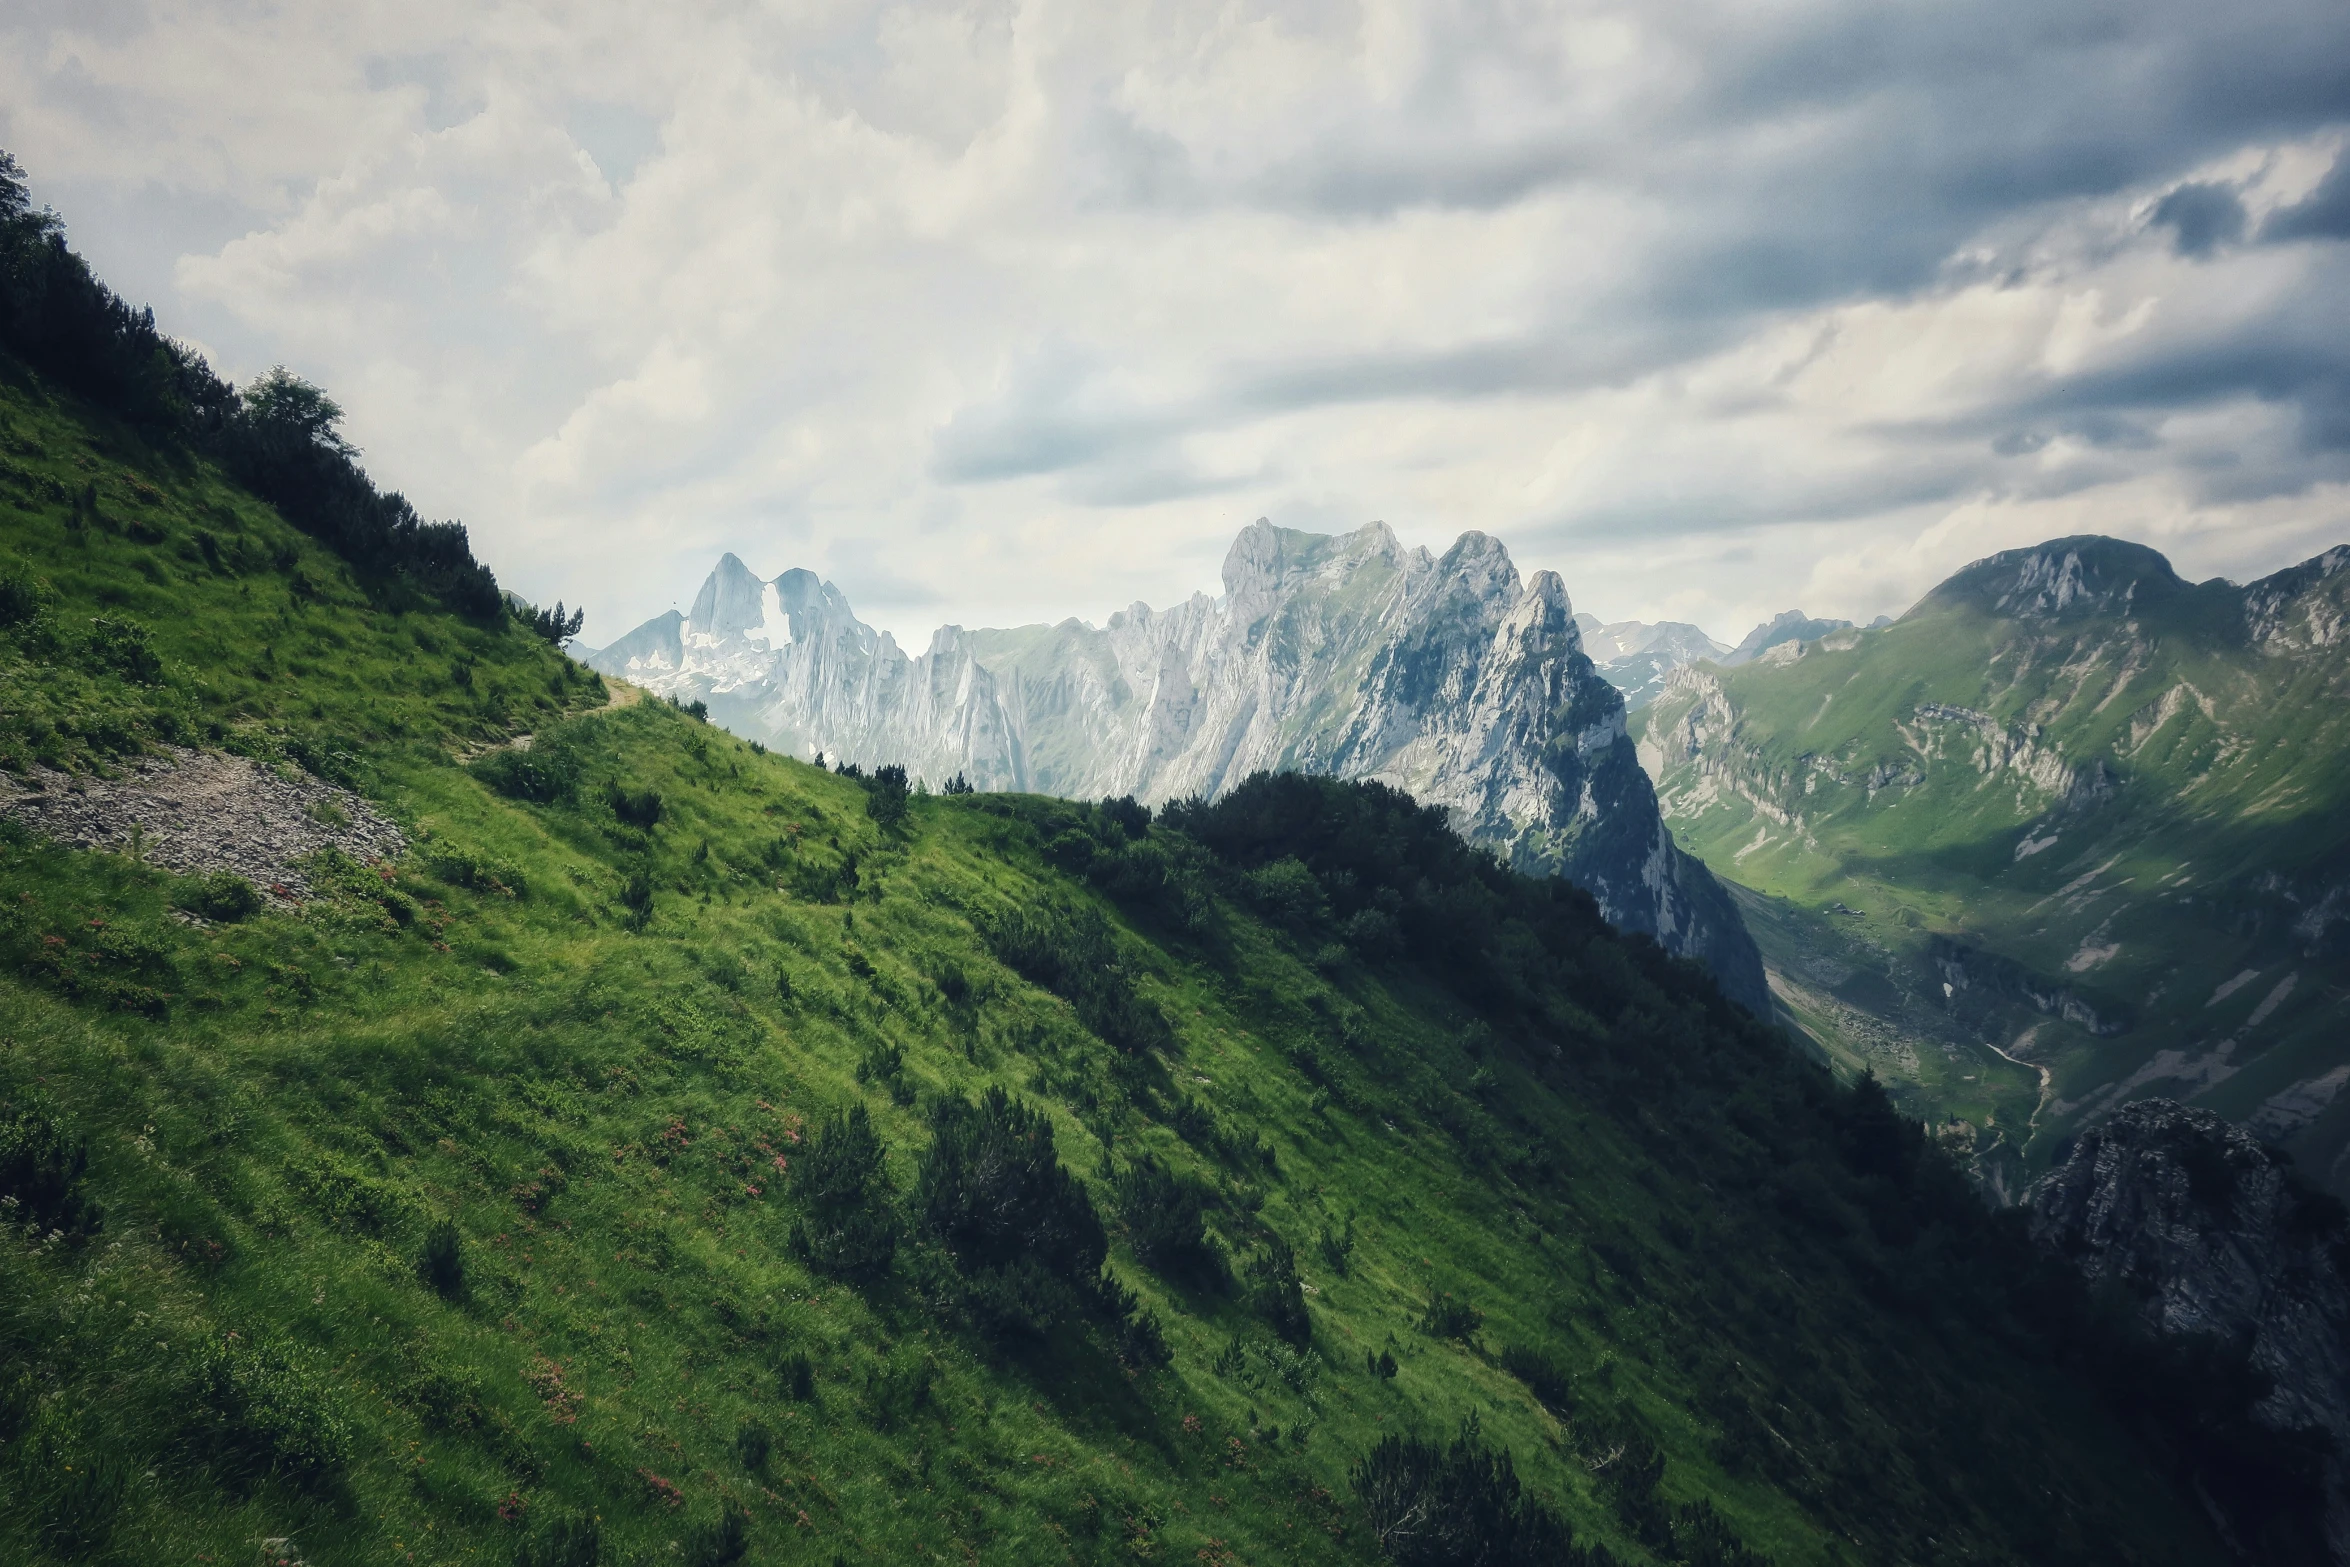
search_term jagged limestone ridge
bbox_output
[588,520,1769,1010]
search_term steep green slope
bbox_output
[0,367,2271,1564]
[1638,537,2350,1198]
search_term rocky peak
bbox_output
[770,567,872,654]
[1432,530,1519,610]
[2245,546,2350,653]
[1500,568,1578,656]
[1222,518,1315,597]
[1222,518,1407,619]
[1342,518,1406,568]
[687,552,770,640]
[585,608,683,673]
[1933,535,2187,622]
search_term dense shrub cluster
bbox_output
[854,1039,917,1106]
[1352,1423,1583,1567]
[0,1091,101,1238]
[421,841,526,899]
[188,1333,354,1481]
[918,1088,1104,1283]
[606,782,665,828]
[1418,1292,1482,1344]
[1247,1234,1312,1347]
[1213,1332,1319,1397]
[988,900,1172,1056]
[865,762,911,830]
[472,728,587,805]
[1497,1345,1574,1417]
[171,870,263,923]
[1057,796,1217,932]
[1113,1154,1219,1284]
[419,1217,467,1301]
[911,1087,1167,1357]
[790,1104,900,1281]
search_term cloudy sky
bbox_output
[7,0,2349,649]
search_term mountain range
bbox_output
[1638,536,2350,1199]
[1720,611,1889,668]
[1572,610,1899,710]
[587,523,1769,1012]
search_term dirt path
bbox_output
[462,675,646,760]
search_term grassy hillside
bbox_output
[0,366,2282,1566]
[1636,539,2350,1200]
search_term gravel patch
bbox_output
[0,748,406,898]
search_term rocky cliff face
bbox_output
[2030,1099,2350,1562]
[587,519,1768,1010]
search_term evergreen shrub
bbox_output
[172,870,263,923]
[1352,1423,1576,1567]
[789,1104,900,1282]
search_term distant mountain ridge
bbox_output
[1638,533,2350,1195]
[588,520,1768,1009]
[1720,609,1898,668]
[1573,609,1895,708]
[1574,614,1730,710]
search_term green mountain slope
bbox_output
[1637,537,2350,1199]
[0,370,2272,1563]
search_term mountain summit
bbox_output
[1926,535,2199,621]
[1722,610,1856,667]
[589,520,1767,1009]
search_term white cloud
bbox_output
[5,0,2348,651]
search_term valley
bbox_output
[1637,538,2350,1200]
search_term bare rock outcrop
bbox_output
[2030,1098,2350,1561]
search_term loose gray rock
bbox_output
[0,747,406,900]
